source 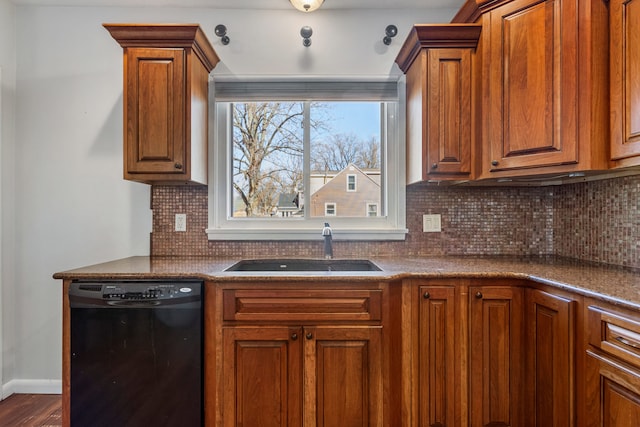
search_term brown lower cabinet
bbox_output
[58,277,640,426]
[585,299,640,427]
[222,326,302,427]
[525,288,576,427]
[222,325,383,427]
[208,279,640,427]
[412,280,578,427]
[210,284,392,427]
[415,283,461,427]
[469,285,525,427]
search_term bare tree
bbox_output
[312,133,380,171]
[232,102,380,217]
[233,102,304,216]
[356,136,380,169]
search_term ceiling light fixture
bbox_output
[290,0,324,12]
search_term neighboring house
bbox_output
[309,164,381,217]
[275,192,301,217]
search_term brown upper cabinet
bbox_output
[478,0,609,179]
[610,0,640,168]
[104,24,219,185]
[398,0,616,184]
[396,24,482,183]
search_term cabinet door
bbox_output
[610,0,640,162]
[469,286,524,427]
[485,0,578,172]
[125,47,186,177]
[401,25,481,183]
[602,379,640,427]
[222,326,302,427]
[425,48,473,178]
[526,289,576,427]
[417,286,457,427]
[305,326,384,427]
[586,351,640,427]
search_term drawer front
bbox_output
[588,306,640,369]
[223,289,383,322]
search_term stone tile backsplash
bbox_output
[150,174,639,269]
[553,175,639,268]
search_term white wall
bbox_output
[9,5,457,390]
[0,0,16,398]
[10,5,154,393]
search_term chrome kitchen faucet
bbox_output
[322,222,333,259]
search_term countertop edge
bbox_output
[53,256,640,311]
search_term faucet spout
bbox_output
[322,222,333,259]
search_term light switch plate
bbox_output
[423,214,442,232]
[175,214,187,232]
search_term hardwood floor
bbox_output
[0,394,62,426]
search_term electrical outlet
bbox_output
[175,214,187,232]
[423,214,442,232]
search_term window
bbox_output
[346,175,357,192]
[325,203,337,216]
[208,79,407,240]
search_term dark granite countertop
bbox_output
[53,255,640,310]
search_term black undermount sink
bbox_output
[224,259,382,272]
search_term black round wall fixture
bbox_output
[383,25,398,45]
[215,24,230,45]
[301,26,313,47]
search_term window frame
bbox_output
[207,78,407,241]
[346,174,357,192]
[367,203,379,217]
[325,203,337,216]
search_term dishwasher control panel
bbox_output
[69,281,202,305]
[103,284,171,300]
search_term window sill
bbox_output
[206,227,408,241]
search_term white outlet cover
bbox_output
[175,214,187,232]
[423,214,442,232]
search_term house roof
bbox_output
[312,163,380,194]
[277,192,299,210]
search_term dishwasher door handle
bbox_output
[106,300,162,307]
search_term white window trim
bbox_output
[346,174,357,192]
[325,202,337,216]
[206,77,407,241]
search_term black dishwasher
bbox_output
[69,281,203,427]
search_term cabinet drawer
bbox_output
[222,289,382,322]
[588,306,640,369]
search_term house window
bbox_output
[208,79,407,241]
[347,174,357,192]
[325,203,337,216]
[367,203,378,217]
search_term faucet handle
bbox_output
[322,222,332,236]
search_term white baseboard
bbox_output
[2,379,62,399]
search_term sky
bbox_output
[315,101,381,141]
